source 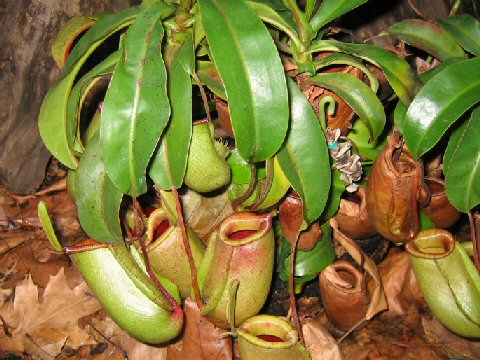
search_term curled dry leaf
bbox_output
[0,268,101,357]
[167,297,233,360]
[302,318,344,360]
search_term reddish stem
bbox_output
[133,198,181,311]
[289,232,304,343]
[172,187,204,309]
[468,212,480,274]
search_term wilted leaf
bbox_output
[0,268,101,357]
[302,318,344,360]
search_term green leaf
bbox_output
[310,0,368,32]
[228,148,266,184]
[384,19,466,61]
[393,100,407,132]
[309,40,420,106]
[38,71,80,169]
[63,6,143,76]
[318,170,345,223]
[196,60,226,98]
[443,108,480,212]
[51,16,98,68]
[277,79,331,224]
[438,14,480,57]
[308,73,386,141]
[199,0,289,162]
[67,52,119,155]
[403,57,480,159]
[246,0,299,44]
[419,57,464,84]
[348,118,387,161]
[150,37,194,189]
[101,3,174,196]
[75,134,123,244]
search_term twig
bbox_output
[192,72,211,123]
[90,324,129,359]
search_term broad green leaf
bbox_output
[419,57,464,84]
[38,71,80,169]
[310,0,368,32]
[75,134,123,244]
[101,3,174,196]
[246,0,299,43]
[403,57,480,159]
[308,73,386,141]
[150,37,194,189]
[444,108,480,212]
[228,148,266,184]
[52,16,98,68]
[277,79,331,224]
[309,40,420,105]
[393,100,407,132]
[384,19,466,61]
[199,0,289,162]
[438,14,480,57]
[318,170,345,223]
[63,6,143,76]
[348,118,387,161]
[67,52,119,155]
[196,60,225,98]
[313,53,379,92]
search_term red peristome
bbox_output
[256,334,285,342]
[154,219,171,240]
[228,229,257,240]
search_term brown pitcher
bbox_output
[366,133,422,244]
[319,260,369,331]
[421,177,460,229]
[335,187,377,239]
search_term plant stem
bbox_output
[172,187,204,309]
[192,72,211,123]
[289,232,304,343]
[468,212,480,274]
[232,165,257,210]
[249,158,274,211]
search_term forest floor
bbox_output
[0,161,479,360]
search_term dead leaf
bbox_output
[91,316,168,360]
[376,249,425,317]
[0,268,101,357]
[302,318,344,360]
[422,315,480,359]
[167,297,233,360]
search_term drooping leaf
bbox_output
[196,60,226,98]
[403,57,480,159]
[384,19,466,61]
[443,107,480,212]
[277,79,331,224]
[393,100,407,132]
[67,52,119,155]
[199,0,289,162]
[318,170,345,223]
[438,14,480,57]
[310,0,368,32]
[348,118,387,161]
[228,148,266,184]
[150,37,194,190]
[63,6,143,76]
[51,16,98,68]
[38,71,80,169]
[246,0,299,43]
[75,134,123,244]
[308,73,386,141]
[101,3,174,196]
[310,40,421,105]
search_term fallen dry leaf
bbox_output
[302,318,344,360]
[0,268,101,357]
[167,298,233,360]
[422,315,480,359]
[91,316,168,360]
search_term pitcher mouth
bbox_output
[237,315,298,349]
[146,208,175,247]
[405,229,455,259]
[219,212,272,246]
